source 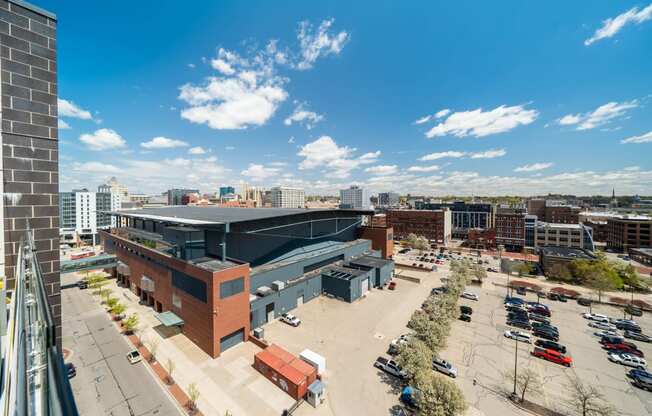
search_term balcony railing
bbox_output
[0,231,78,416]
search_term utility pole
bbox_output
[512,336,518,399]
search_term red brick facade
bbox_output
[385,210,449,243]
[359,226,394,259]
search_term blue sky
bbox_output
[48,0,652,196]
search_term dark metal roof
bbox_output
[111,206,372,226]
[348,255,393,269]
[540,246,595,259]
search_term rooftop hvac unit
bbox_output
[256,286,272,296]
[271,280,285,291]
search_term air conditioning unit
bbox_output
[256,286,272,296]
[271,280,285,291]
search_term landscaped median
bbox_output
[84,272,202,415]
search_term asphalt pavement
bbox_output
[61,272,181,416]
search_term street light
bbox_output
[512,335,519,399]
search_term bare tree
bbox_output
[187,382,200,411]
[148,339,159,363]
[166,358,175,385]
[503,367,543,403]
[565,375,615,416]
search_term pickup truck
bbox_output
[374,357,407,379]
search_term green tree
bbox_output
[548,263,572,282]
[110,302,126,318]
[106,297,119,309]
[586,266,621,302]
[396,339,431,381]
[123,314,139,334]
[414,371,467,416]
[471,264,487,282]
[515,262,532,277]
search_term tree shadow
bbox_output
[376,370,407,396]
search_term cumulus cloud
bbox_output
[58,98,92,120]
[58,119,70,129]
[284,102,324,129]
[414,109,451,125]
[585,4,652,46]
[364,165,398,175]
[241,163,280,181]
[71,161,121,173]
[407,165,440,172]
[79,128,126,151]
[621,130,652,144]
[425,104,538,138]
[188,146,207,154]
[514,162,554,172]
[469,149,506,159]
[140,136,189,149]
[435,109,451,118]
[419,151,467,161]
[558,101,638,130]
[297,136,380,178]
[296,19,349,70]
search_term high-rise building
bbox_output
[167,188,199,205]
[219,186,235,198]
[60,189,122,244]
[0,2,61,344]
[270,186,305,208]
[340,185,367,209]
[495,207,526,251]
[98,176,128,198]
[378,192,400,207]
[241,183,264,206]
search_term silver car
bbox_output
[432,357,457,378]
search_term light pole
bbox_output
[512,336,519,399]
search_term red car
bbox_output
[388,281,397,290]
[603,343,644,357]
[531,347,572,367]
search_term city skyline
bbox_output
[49,1,652,195]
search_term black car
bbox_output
[77,280,88,289]
[507,320,532,330]
[532,322,558,333]
[628,369,652,391]
[616,322,642,333]
[516,287,527,296]
[506,306,527,313]
[459,314,471,322]
[625,305,643,317]
[600,335,624,345]
[460,305,473,315]
[534,339,567,354]
[65,362,76,379]
[624,331,652,343]
[577,298,592,306]
[533,329,559,341]
[529,313,550,323]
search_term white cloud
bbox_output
[288,136,295,144]
[624,166,640,171]
[585,4,652,46]
[296,19,349,70]
[364,165,398,175]
[558,101,638,130]
[240,163,280,181]
[71,161,121,173]
[425,104,538,138]
[419,151,467,161]
[407,165,440,172]
[79,128,126,151]
[188,146,207,154]
[414,109,451,125]
[58,98,92,120]
[58,119,70,129]
[435,109,451,118]
[621,130,652,144]
[297,136,380,178]
[469,149,506,159]
[211,58,235,75]
[414,115,432,125]
[284,102,324,129]
[187,63,196,69]
[514,162,554,172]
[140,136,189,149]
[225,146,235,150]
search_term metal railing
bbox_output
[0,231,78,416]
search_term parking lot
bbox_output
[443,273,652,416]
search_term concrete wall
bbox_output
[0,1,59,345]
[250,275,322,328]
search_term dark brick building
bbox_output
[385,209,452,244]
[495,207,526,251]
[606,215,652,252]
[1,1,59,343]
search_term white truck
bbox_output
[374,357,408,379]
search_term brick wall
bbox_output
[0,1,59,344]
[359,226,393,259]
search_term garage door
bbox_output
[220,328,244,352]
[360,278,370,296]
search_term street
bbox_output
[61,272,181,416]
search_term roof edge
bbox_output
[9,0,56,20]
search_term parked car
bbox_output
[280,313,301,327]
[625,305,643,317]
[594,330,620,339]
[533,328,559,341]
[624,331,652,343]
[528,307,550,317]
[461,291,479,301]
[603,342,644,357]
[389,334,410,355]
[531,347,572,367]
[611,318,638,326]
[507,320,532,330]
[534,339,567,354]
[487,267,498,273]
[616,322,642,333]
[532,322,558,333]
[631,371,652,391]
[600,335,625,345]
[459,314,471,322]
[583,313,609,323]
[460,305,473,315]
[577,298,592,306]
[504,296,525,305]
[374,357,408,379]
[507,311,529,320]
[126,350,142,364]
[388,281,397,290]
[65,362,76,378]
[607,352,647,368]
[529,313,551,324]
[77,280,88,289]
[432,357,457,378]
[588,321,617,331]
[516,287,527,296]
[504,330,532,343]
[548,293,566,302]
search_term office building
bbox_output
[495,207,526,251]
[60,189,122,244]
[98,176,128,198]
[606,215,652,252]
[535,222,595,251]
[0,1,61,344]
[415,201,494,237]
[271,186,305,208]
[340,186,367,209]
[385,209,452,244]
[168,188,200,206]
[220,186,236,198]
[527,199,580,224]
[378,192,400,208]
[539,246,596,276]
[101,206,394,357]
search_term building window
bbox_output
[172,292,182,309]
[220,277,244,299]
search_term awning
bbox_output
[141,275,155,292]
[155,311,184,327]
[117,261,130,276]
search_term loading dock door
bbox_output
[220,328,244,352]
[266,303,275,324]
[361,278,370,296]
[297,295,304,307]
